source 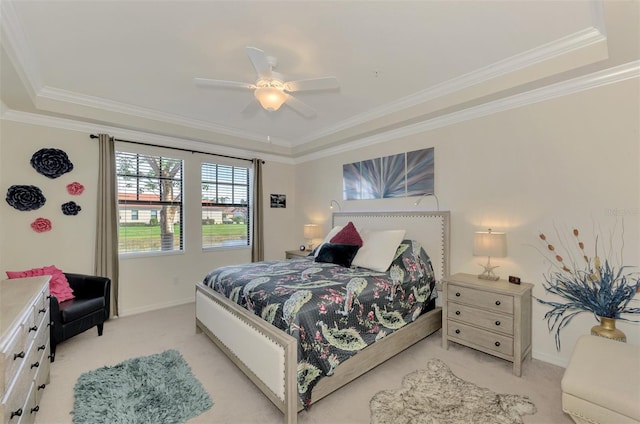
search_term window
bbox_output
[201,162,250,248]
[116,151,183,254]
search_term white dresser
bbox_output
[442,273,533,377]
[0,277,51,423]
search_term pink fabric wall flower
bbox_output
[31,217,52,233]
[66,181,85,195]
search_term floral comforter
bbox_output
[202,239,437,407]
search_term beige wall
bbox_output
[295,78,640,367]
[0,121,297,315]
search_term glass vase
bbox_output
[590,316,627,342]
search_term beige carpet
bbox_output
[37,303,572,424]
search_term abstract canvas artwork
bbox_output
[343,147,434,200]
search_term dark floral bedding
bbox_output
[202,239,437,407]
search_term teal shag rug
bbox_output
[73,349,213,424]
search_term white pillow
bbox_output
[351,229,406,272]
[314,225,343,257]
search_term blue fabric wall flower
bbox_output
[61,201,82,216]
[6,185,46,211]
[31,148,74,179]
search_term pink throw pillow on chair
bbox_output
[6,265,75,302]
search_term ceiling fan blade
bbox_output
[194,78,255,89]
[284,94,317,118]
[241,99,261,116]
[284,77,339,92]
[246,47,272,80]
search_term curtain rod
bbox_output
[89,134,263,164]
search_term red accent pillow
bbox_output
[6,265,75,302]
[330,221,363,247]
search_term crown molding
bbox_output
[0,0,42,101]
[36,86,292,149]
[294,26,607,146]
[4,61,636,166]
[294,60,639,164]
[0,108,295,165]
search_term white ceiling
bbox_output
[0,1,633,159]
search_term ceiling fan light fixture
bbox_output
[254,87,287,111]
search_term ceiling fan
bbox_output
[194,47,339,118]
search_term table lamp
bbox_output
[473,229,507,281]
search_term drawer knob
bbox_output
[13,351,25,360]
[39,308,46,314]
[38,384,46,390]
[455,329,460,334]
[31,361,40,369]
[495,341,501,347]
[29,325,38,332]
[455,292,461,297]
[495,300,501,306]
[10,408,23,419]
[38,344,46,351]
[455,310,461,315]
[30,406,40,414]
[495,321,501,326]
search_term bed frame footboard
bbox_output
[195,283,298,424]
[196,282,442,424]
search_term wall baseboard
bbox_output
[118,297,194,317]
[532,349,568,368]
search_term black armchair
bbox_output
[49,273,110,362]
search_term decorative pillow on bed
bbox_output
[6,265,75,302]
[329,221,363,247]
[351,229,407,272]
[314,225,343,257]
[314,243,360,268]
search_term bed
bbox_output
[195,211,450,424]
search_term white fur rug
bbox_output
[370,359,536,424]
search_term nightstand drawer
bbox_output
[448,321,513,356]
[447,302,514,335]
[447,284,513,314]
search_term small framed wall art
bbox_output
[270,194,286,208]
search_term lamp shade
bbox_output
[254,87,287,111]
[473,230,507,258]
[303,224,321,240]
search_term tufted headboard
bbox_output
[332,211,450,284]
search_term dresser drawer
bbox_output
[2,368,31,423]
[31,312,49,356]
[447,321,513,356]
[2,327,26,396]
[447,284,513,314]
[32,296,49,332]
[447,302,514,335]
[34,343,50,399]
[20,381,37,424]
[33,289,49,317]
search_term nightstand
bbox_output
[442,273,533,376]
[285,249,311,259]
